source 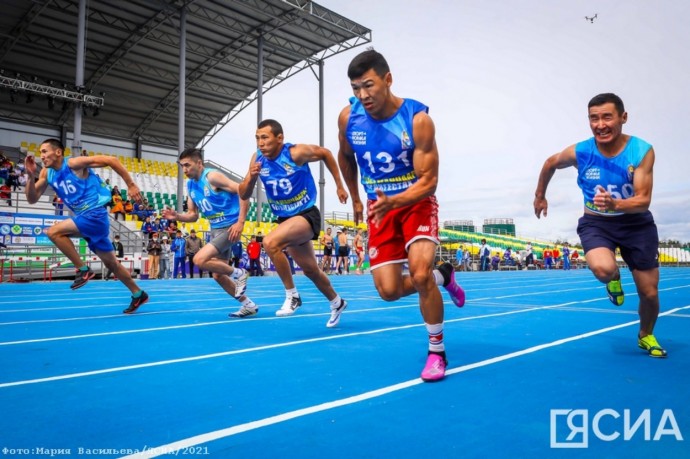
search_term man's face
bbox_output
[588,102,627,146]
[178,157,203,180]
[350,68,392,119]
[39,143,62,169]
[255,126,283,158]
[190,232,196,238]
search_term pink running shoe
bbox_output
[437,262,466,307]
[421,353,447,382]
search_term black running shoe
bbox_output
[123,291,149,314]
[71,267,96,290]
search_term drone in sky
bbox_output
[585,13,598,23]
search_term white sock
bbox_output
[231,268,244,280]
[433,269,444,286]
[286,288,298,298]
[241,297,255,307]
[329,294,342,308]
[425,322,444,353]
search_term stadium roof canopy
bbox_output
[0,0,371,149]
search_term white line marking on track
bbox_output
[121,304,690,458]
[0,302,577,388]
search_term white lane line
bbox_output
[0,303,573,388]
[121,304,690,459]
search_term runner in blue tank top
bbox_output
[162,148,257,319]
[534,93,666,357]
[337,49,466,382]
[238,119,350,327]
[24,138,148,313]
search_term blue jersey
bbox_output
[186,168,240,229]
[345,98,428,200]
[46,158,111,215]
[576,136,652,216]
[256,143,317,218]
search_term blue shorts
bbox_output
[72,207,113,253]
[576,211,659,271]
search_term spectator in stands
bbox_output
[123,199,133,215]
[171,230,186,278]
[105,235,124,280]
[534,93,666,357]
[525,242,534,266]
[455,246,463,269]
[24,138,148,313]
[320,227,334,274]
[6,169,19,191]
[0,183,11,206]
[111,191,125,220]
[491,252,501,271]
[335,227,350,275]
[184,229,204,278]
[153,216,165,235]
[141,215,155,240]
[160,234,172,279]
[146,232,162,279]
[503,247,514,266]
[231,240,243,268]
[463,247,471,271]
[238,118,348,325]
[553,246,561,268]
[163,148,256,318]
[165,219,177,238]
[17,172,27,188]
[247,235,263,276]
[479,238,490,271]
[562,242,571,271]
[543,246,554,269]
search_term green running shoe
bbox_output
[606,279,624,306]
[638,334,667,358]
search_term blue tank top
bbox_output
[256,143,317,218]
[345,98,428,200]
[46,159,111,214]
[575,136,652,216]
[186,168,240,229]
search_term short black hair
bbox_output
[41,138,64,151]
[179,148,203,161]
[588,93,625,115]
[347,48,390,80]
[257,119,283,136]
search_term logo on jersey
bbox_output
[204,186,210,197]
[585,168,601,180]
[351,131,367,146]
[369,246,379,260]
[283,163,295,175]
[260,167,271,177]
[401,130,411,149]
[627,165,634,182]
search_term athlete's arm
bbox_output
[238,153,260,200]
[67,155,143,204]
[534,145,578,218]
[593,147,655,214]
[367,111,438,224]
[24,156,49,204]
[291,144,348,205]
[206,170,248,242]
[162,195,199,223]
[337,106,364,225]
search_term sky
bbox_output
[204,0,690,244]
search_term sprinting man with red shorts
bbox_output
[337,49,465,382]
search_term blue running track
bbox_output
[1,268,689,458]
